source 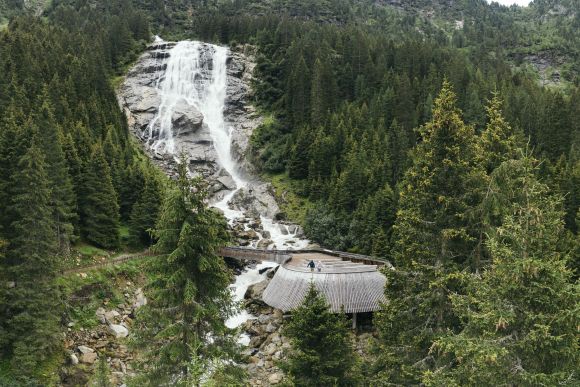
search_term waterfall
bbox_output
[145,40,309,338]
[147,39,308,250]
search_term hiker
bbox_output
[307,260,315,272]
[316,260,323,272]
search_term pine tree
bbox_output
[475,93,525,270]
[282,284,359,386]
[373,80,485,384]
[0,108,30,237]
[478,93,522,174]
[35,90,77,253]
[288,55,310,127]
[426,156,579,386]
[129,171,164,246]
[310,56,336,127]
[134,157,240,385]
[348,183,396,255]
[79,144,120,249]
[3,138,62,383]
[386,119,410,185]
[288,126,313,180]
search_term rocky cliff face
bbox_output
[118,41,307,248]
[118,41,262,190]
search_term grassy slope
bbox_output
[264,172,314,225]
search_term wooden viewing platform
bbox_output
[220,247,390,320]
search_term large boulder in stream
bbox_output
[171,98,205,136]
[244,279,269,300]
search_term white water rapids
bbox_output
[146,39,309,342]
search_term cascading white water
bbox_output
[148,39,308,250]
[148,39,309,340]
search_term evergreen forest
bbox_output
[0,0,578,385]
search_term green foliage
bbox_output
[35,89,77,254]
[304,204,351,251]
[250,115,290,174]
[266,172,314,224]
[478,93,523,175]
[426,156,579,385]
[133,158,242,385]
[282,283,360,386]
[0,137,63,384]
[373,82,485,384]
[58,257,150,330]
[93,355,112,387]
[129,171,164,247]
[79,145,120,249]
[0,6,156,383]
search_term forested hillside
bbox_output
[0,0,578,385]
[149,0,579,257]
[0,1,161,382]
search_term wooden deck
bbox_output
[221,246,390,313]
[262,253,387,313]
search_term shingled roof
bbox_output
[262,255,387,313]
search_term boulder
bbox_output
[80,352,98,365]
[249,335,266,348]
[238,230,258,240]
[257,313,271,324]
[258,266,273,275]
[244,280,269,300]
[256,238,273,249]
[171,98,204,136]
[105,310,121,323]
[108,324,129,338]
[217,175,236,191]
[278,224,289,235]
[70,353,79,365]
[127,86,160,113]
[270,332,281,343]
[268,372,283,384]
[77,345,94,354]
[96,307,106,324]
[262,343,278,356]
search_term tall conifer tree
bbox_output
[3,138,62,383]
[79,144,120,249]
[129,171,163,246]
[478,93,522,174]
[134,158,240,385]
[282,284,359,386]
[288,55,310,127]
[426,156,579,386]
[310,56,336,127]
[373,81,485,384]
[35,90,76,253]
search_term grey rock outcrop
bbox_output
[117,41,261,186]
[171,98,205,136]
